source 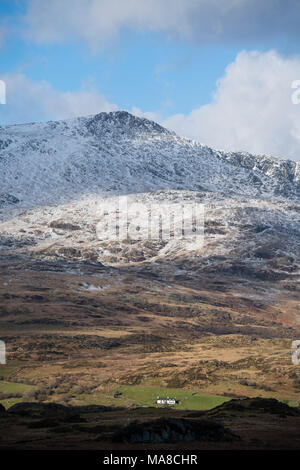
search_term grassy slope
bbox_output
[0,381,35,409]
[0,381,33,394]
[71,384,231,410]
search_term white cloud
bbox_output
[2,52,300,163]
[131,106,162,124]
[0,73,117,125]
[23,0,300,49]
[162,50,300,161]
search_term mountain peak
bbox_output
[85,110,172,137]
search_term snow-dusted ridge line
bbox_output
[0,110,299,220]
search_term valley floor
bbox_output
[0,254,299,449]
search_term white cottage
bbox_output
[156,397,177,405]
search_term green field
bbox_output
[0,381,33,395]
[0,397,23,408]
[1,380,297,411]
[72,385,231,410]
[119,385,231,409]
[0,366,19,380]
[0,381,36,409]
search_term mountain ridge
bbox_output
[0,111,299,218]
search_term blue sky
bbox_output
[1,1,300,161]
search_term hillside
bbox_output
[0,111,299,429]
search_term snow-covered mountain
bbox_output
[0,111,299,287]
[0,110,299,217]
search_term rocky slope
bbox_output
[0,111,299,288]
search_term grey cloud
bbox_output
[21,0,300,48]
